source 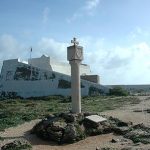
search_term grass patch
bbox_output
[0,96,140,131]
[81,96,140,112]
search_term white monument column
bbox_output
[67,38,83,113]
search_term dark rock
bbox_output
[47,129,63,142]
[144,109,150,113]
[32,117,67,142]
[32,113,85,144]
[61,123,77,143]
[134,109,150,113]
[100,121,112,133]
[111,138,118,143]
[96,146,100,150]
[133,123,150,132]
[108,116,129,127]
[147,110,150,113]
[83,112,98,117]
[61,123,85,143]
[133,110,143,112]
[45,114,55,120]
[100,148,120,150]
[112,127,129,135]
[84,118,112,136]
[60,113,76,123]
[83,118,99,129]
[49,119,67,131]
[124,129,150,144]
[1,139,32,150]
[117,121,129,127]
[121,147,132,150]
[124,124,150,144]
[111,139,117,143]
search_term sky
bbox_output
[0,0,150,85]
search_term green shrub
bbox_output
[109,86,129,96]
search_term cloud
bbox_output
[0,34,26,72]
[81,37,150,84]
[67,0,100,23]
[0,34,69,62]
[42,7,50,24]
[0,34,25,59]
[84,0,100,11]
[129,26,150,41]
[66,12,83,23]
[35,38,69,61]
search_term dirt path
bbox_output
[0,96,150,150]
[101,96,150,126]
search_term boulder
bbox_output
[1,139,32,150]
[108,116,131,127]
[32,113,150,145]
[60,113,76,123]
[61,123,76,143]
[124,124,150,144]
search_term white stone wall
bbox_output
[28,55,52,71]
[28,55,91,76]
[0,59,108,98]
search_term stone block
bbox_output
[85,115,107,123]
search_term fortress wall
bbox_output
[51,62,71,75]
[28,55,92,76]
[81,75,100,84]
[80,64,91,75]
[51,62,91,76]
[0,80,91,98]
[28,56,52,71]
[0,58,108,98]
[1,59,19,81]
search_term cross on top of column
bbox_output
[71,37,79,46]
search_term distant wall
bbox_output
[28,55,92,76]
[28,55,52,71]
[106,85,150,94]
[81,75,100,84]
[0,59,108,98]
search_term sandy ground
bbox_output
[0,96,150,150]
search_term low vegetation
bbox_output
[0,96,140,131]
[1,139,32,150]
[109,86,129,96]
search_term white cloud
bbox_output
[66,12,82,23]
[129,26,149,41]
[35,37,69,61]
[0,34,26,72]
[42,7,50,24]
[67,0,100,23]
[84,0,100,11]
[81,38,150,84]
[0,34,25,60]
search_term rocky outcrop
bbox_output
[1,139,32,150]
[124,124,150,144]
[31,113,85,144]
[32,112,150,144]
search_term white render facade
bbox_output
[28,55,92,76]
[0,56,108,98]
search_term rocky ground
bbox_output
[0,96,150,150]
